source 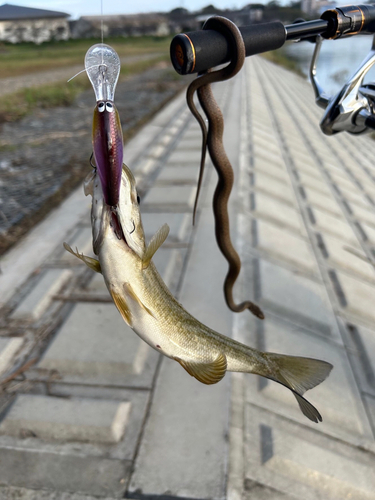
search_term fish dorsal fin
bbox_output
[142,223,170,269]
[123,282,156,319]
[175,353,227,385]
[109,286,133,327]
[63,242,101,273]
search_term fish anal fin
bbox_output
[123,282,156,319]
[109,287,133,327]
[175,353,227,385]
[142,223,170,269]
[63,242,101,273]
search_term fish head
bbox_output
[116,163,146,257]
[92,101,123,207]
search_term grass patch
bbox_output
[261,47,305,78]
[0,79,89,122]
[0,53,170,123]
[0,36,172,78]
[119,53,169,77]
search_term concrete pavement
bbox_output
[1,55,375,499]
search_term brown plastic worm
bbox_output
[186,16,264,319]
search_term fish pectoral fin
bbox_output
[109,287,133,327]
[123,282,156,319]
[142,223,170,269]
[175,353,227,385]
[63,242,101,273]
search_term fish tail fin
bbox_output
[262,353,333,423]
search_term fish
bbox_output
[64,163,333,423]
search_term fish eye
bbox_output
[106,102,114,112]
[98,102,105,113]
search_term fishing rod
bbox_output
[170,4,375,136]
[170,5,375,75]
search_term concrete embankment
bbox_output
[1,56,375,499]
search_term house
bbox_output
[0,3,70,44]
[70,13,171,39]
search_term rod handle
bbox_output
[170,21,286,75]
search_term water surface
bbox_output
[284,35,375,97]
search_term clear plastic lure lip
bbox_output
[85,43,120,102]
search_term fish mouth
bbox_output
[109,208,126,242]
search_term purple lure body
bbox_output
[92,100,123,207]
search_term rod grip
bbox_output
[321,4,375,39]
[170,22,286,75]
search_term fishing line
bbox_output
[67,0,106,83]
[100,0,104,63]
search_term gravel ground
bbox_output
[0,61,190,255]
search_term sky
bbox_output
[6,0,274,19]
[5,0,350,19]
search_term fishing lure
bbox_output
[85,43,123,208]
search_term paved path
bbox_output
[0,53,163,97]
[1,55,375,499]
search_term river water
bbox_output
[283,34,375,97]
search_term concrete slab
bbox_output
[348,200,375,227]
[255,219,316,273]
[141,212,191,244]
[174,138,201,151]
[303,186,343,217]
[320,233,375,281]
[0,485,118,500]
[298,171,332,195]
[142,185,196,211]
[330,172,361,193]
[252,157,289,182]
[0,338,24,376]
[339,184,374,209]
[310,206,358,245]
[257,258,335,336]
[0,187,91,307]
[155,165,199,184]
[38,302,157,387]
[290,150,317,171]
[253,171,296,205]
[167,149,202,164]
[0,394,130,444]
[253,137,281,156]
[294,162,323,180]
[0,446,129,498]
[335,270,375,324]
[252,191,306,236]
[262,426,375,499]
[255,148,285,168]
[346,324,375,397]
[364,394,375,432]
[243,402,375,500]
[10,269,72,321]
[60,226,93,264]
[360,220,375,244]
